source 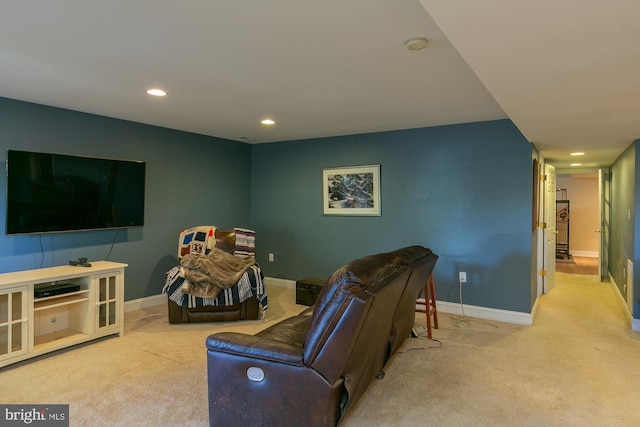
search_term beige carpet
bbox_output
[2,274,640,426]
[556,256,599,275]
[343,273,640,426]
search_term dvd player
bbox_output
[34,282,81,298]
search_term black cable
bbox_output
[452,278,499,329]
[104,229,119,261]
[39,234,44,268]
[397,337,443,353]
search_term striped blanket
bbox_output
[163,264,268,316]
[233,227,255,258]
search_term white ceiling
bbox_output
[1,1,638,169]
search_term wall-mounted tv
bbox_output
[6,150,145,235]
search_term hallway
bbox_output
[345,270,640,426]
[540,271,627,333]
[555,255,598,275]
[531,271,639,424]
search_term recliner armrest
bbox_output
[206,332,304,366]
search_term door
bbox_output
[598,168,610,282]
[95,274,119,334]
[543,163,556,293]
[0,286,29,362]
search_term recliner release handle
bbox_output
[247,367,265,382]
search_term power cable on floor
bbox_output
[450,278,499,329]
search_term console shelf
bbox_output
[34,291,90,310]
[34,330,88,349]
[0,261,127,368]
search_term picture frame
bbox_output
[322,165,381,216]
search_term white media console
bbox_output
[0,261,127,368]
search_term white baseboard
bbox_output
[433,300,534,326]
[125,293,165,313]
[267,276,533,325]
[530,296,540,321]
[267,275,640,331]
[135,277,533,326]
[609,274,635,329]
[265,276,296,289]
[569,250,598,257]
[124,277,296,313]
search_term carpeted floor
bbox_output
[2,274,639,426]
[556,256,599,275]
[342,272,640,426]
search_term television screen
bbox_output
[6,150,145,235]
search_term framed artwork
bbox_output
[322,165,381,216]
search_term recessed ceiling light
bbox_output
[405,37,429,50]
[261,119,275,125]
[570,152,585,156]
[146,88,167,97]
[570,163,582,167]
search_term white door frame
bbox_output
[543,163,556,294]
[598,168,610,282]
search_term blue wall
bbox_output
[0,97,252,301]
[0,98,538,314]
[251,120,536,313]
[610,141,637,315]
[636,141,640,318]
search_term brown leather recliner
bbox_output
[167,228,262,323]
[205,246,438,426]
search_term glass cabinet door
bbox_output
[96,275,118,331]
[0,286,28,361]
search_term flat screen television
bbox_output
[5,150,145,235]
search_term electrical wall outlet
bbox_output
[459,271,467,283]
[268,253,274,262]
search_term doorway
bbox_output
[554,172,601,276]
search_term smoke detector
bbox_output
[405,37,429,51]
